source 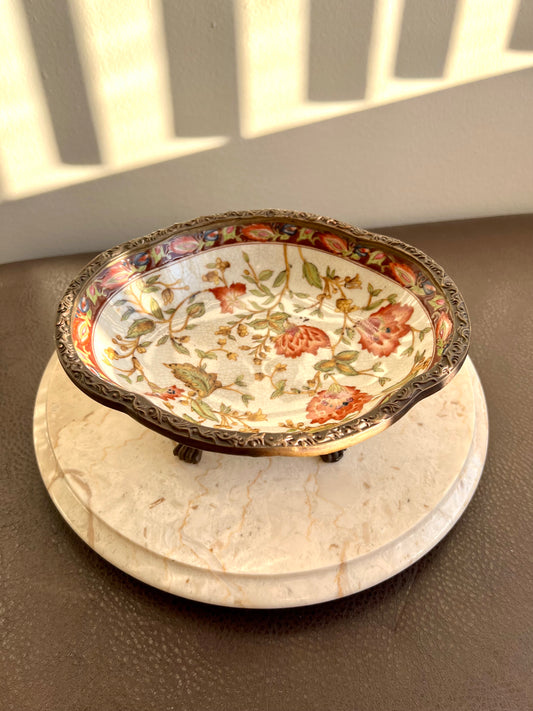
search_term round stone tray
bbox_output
[34,355,487,608]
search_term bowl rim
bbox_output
[55,209,470,457]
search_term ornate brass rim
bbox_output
[55,209,470,457]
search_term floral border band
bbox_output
[55,209,470,457]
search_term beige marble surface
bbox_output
[34,355,488,608]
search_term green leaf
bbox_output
[164,308,177,315]
[259,269,273,282]
[242,252,250,263]
[142,286,159,293]
[150,297,163,320]
[180,413,197,423]
[362,299,385,311]
[156,335,169,346]
[335,350,359,363]
[387,293,398,304]
[171,340,190,355]
[273,270,287,288]
[294,292,310,299]
[121,307,135,321]
[378,376,391,386]
[270,380,286,399]
[145,275,159,285]
[401,346,414,357]
[335,362,358,376]
[250,289,264,297]
[139,341,152,348]
[242,393,254,406]
[234,375,246,387]
[243,275,256,284]
[302,261,322,289]
[190,399,218,421]
[419,327,431,342]
[118,374,132,384]
[136,374,144,382]
[186,302,205,319]
[270,311,289,322]
[205,262,217,269]
[314,359,336,372]
[115,299,127,306]
[249,319,269,330]
[126,318,155,339]
[195,348,217,360]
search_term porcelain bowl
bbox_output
[56,210,470,459]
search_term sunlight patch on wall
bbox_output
[238,0,533,138]
[0,0,227,200]
[1,0,532,200]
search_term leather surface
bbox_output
[1,215,532,711]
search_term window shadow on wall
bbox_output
[161,0,240,137]
[394,0,458,79]
[308,0,374,101]
[508,0,533,51]
[20,0,101,165]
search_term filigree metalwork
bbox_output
[56,209,470,458]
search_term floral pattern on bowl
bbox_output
[57,210,469,457]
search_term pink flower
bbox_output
[98,260,135,291]
[167,234,200,257]
[318,233,348,253]
[436,311,453,343]
[274,325,330,358]
[210,283,246,313]
[389,262,417,287]
[306,386,372,424]
[241,224,276,241]
[356,303,413,357]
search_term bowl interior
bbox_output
[70,221,454,436]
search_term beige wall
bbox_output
[1,0,532,263]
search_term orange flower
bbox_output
[356,303,413,357]
[274,325,330,359]
[241,224,276,241]
[318,232,348,253]
[389,262,417,287]
[306,386,372,424]
[210,283,246,313]
[436,311,453,343]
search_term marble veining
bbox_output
[34,355,488,608]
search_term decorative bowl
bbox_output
[56,210,470,462]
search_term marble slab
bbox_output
[34,355,488,608]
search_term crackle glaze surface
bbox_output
[92,242,435,433]
[34,355,487,608]
[63,216,464,451]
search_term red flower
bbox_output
[241,224,276,241]
[210,282,246,313]
[356,303,413,357]
[318,233,348,253]
[436,311,453,343]
[389,262,417,287]
[274,325,330,358]
[148,385,184,401]
[306,386,372,424]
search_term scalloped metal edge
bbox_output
[55,209,470,457]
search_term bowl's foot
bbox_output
[173,444,203,464]
[320,450,346,463]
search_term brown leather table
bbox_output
[2,215,532,710]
